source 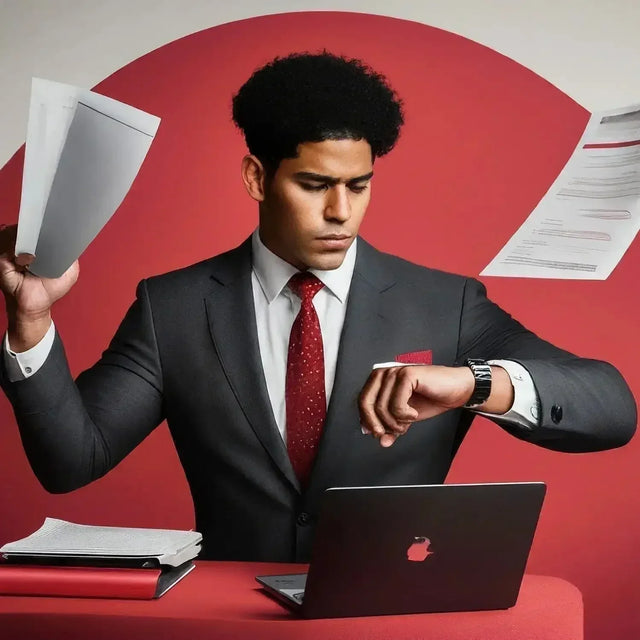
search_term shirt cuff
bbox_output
[473,359,541,429]
[4,321,56,381]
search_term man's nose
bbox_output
[324,185,350,221]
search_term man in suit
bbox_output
[0,53,636,561]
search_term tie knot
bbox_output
[288,272,324,302]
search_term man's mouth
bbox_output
[315,235,352,250]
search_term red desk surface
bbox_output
[0,561,583,640]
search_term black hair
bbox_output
[232,51,404,172]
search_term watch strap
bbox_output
[464,358,492,408]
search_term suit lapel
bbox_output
[307,239,397,493]
[204,238,300,492]
[203,237,402,496]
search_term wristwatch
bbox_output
[463,359,492,408]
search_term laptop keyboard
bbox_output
[280,588,305,603]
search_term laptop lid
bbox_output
[257,482,546,618]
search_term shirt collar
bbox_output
[251,228,357,304]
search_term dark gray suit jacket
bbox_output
[1,238,636,561]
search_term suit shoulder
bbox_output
[364,242,473,290]
[143,257,217,290]
[140,241,249,299]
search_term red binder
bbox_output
[0,562,193,599]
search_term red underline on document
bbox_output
[583,139,640,149]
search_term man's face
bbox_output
[259,138,374,271]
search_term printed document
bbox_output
[482,104,640,279]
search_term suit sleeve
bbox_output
[0,280,164,492]
[456,277,637,452]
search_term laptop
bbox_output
[256,482,546,618]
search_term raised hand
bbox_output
[0,224,79,351]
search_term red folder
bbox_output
[0,563,192,599]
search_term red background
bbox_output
[0,12,638,638]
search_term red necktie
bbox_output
[286,272,326,487]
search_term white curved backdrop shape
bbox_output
[1,0,640,166]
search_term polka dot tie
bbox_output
[286,272,326,488]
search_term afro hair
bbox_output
[232,52,404,171]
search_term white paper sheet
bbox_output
[0,518,201,567]
[16,78,161,278]
[481,104,640,279]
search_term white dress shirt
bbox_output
[3,231,540,434]
[251,229,355,439]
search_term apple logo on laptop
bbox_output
[407,536,433,562]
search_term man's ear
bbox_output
[241,155,267,202]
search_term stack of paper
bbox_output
[0,518,202,599]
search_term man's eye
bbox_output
[300,183,328,192]
[349,184,369,193]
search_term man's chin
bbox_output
[305,250,347,271]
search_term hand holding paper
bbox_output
[16,78,161,278]
[0,224,78,352]
[1,79,159,351]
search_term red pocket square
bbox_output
[396,350,432,365]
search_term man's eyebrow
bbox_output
[294,171,374,184]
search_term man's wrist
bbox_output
[466,365,515,415]
[463,359,492,407]
[7,312,53,353]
